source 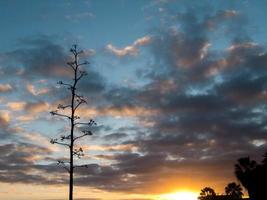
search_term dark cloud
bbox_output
[5,37,71,79]
[103,133,128,141]
[131,13,267,167]
[0,142,67,185]
[78,70,106,95]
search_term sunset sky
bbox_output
[0,0,267,200]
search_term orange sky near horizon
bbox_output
[0,177,243,200]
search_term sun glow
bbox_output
[158,191,198,200]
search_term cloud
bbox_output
[75,104,156,120]
[0,111,10,127]
[1,36,72,79]
[0,83,13,92]
[99,106,157,118]
[80,48,96,58]
[17,115,36,122]
[7,101,26,111]
[0,142,66,185]
[84,144,138,152]
[6,101,51,123]
[22,132,61,153]
[78,70,106,94]
[24,101,50,113]
[106,36,151,57]
[7,101,51,122]
[26,83,50,96]
[203,10,239,30]
[0,111,20,139]
[103,133,128,141]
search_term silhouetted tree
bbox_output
[225,182,243,199]
[262,152,267,165]
[50,45,96,200]
[199,187,216,200]
[235,153,267,200]
[235,157,256,194]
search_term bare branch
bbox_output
[67,61,75,70]
[74,119,97,126]
[73,147,84,159]
[50,110,71,119]
[76,71,87,82]
[75,94,84,98]
[74,115,80,120]
[75,94,87,102]
[77,50,84,55]
[70,45,78,54]
[60,134,71,141]
[73,164,89,169]
[74,130,92,141]
[50,139,70,147]
[57,81,72,88]
[74,96,87,111]
[76,73,84,82]
[78,61,89,66]
[57,160,70,173]
[74,101,85,111]
[57,104,72,110]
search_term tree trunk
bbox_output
[69,51,77,200]
[69,145,73,200]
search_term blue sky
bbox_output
[0,1,267,200]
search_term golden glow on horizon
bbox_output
[158,191,198,200]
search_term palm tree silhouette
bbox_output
[225,182,243,199]
[235,157,257,200]
[262,152,267,165]
[234,153,267,200]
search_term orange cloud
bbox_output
[23,132,61,153]
[26,84,50,96]
[84,144,139,152]
[0,111,10,126]
[7,100,50,114]
[100,106,156,118]
[25,101,50,113]
[17,115,36,122]
[7,102,26,111]
[76,105,156,119]
[106,36,151,57]
[0,84,13,92]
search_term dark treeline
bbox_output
[198,151,267,200]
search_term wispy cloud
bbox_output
[106,36,151,57]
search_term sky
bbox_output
[0,0,267,200]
